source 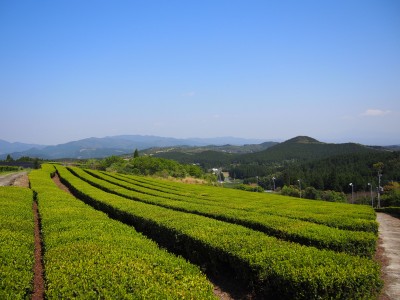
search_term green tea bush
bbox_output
[29,165,215,299]
[0,187,34,299]
[56,165,382,299]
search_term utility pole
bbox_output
[349,183,354,204]
[377,172,382,208]
[298,179,301,198]
[256,176,259,192]
[368,183,373,207]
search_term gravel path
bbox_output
[0,172,28,187]
[377,212,400,300]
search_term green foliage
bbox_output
[108,170,378,233]
[281,185,347,203]
[233,183,264,192]
[82,155,204,179]
[100,155,125,170]
[281,152,400,193]
[168,140,400,196]
[320,190,347,202]
[77,168,377,256]
[55,165,382,299]
[304,186,319,199]
[155,150,234,169]
[281,185,300,197]
[133,148,139,158]
[0,187,34,299]
[29,165,216,299]
[381,182,400,207]
[0,165,21,172]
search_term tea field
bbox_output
[0,164,383,299]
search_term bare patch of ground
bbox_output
[0,171,28,187]
[376,212,400,300]
[32,200,44,300]
[52,173,73,195]
[13,172,29,188]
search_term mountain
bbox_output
[0,135,270,160]
[238,136,380,164]
[283,136,321,144]
[385,145,400,151]
[153,136,385,170]
[146,141,278,155]
[0,139,47,155]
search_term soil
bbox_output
[52,173,73,195]
[376,213,400,300]
[32,200,44,300]
[0,171,29,187]
[0,171,45,299]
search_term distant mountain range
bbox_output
[0,140,47,155]
[0,135,267,160]
[1,135,399,160]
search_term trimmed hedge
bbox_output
[105,171,379,233]
[76,168,377,257]
[0,187,34,299]
[29,165,216,299]
[56,165,382,300]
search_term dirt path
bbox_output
[32,200,44,300]
[0,172,29,187]
[377,212,400,300]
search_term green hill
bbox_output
[149,136,398,193]
[238,136,379,164]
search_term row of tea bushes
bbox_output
[29,165,216,299]
[0,187,34,299]
[74,168,376,257]
[106,171,378,232]
[56,165,382,300]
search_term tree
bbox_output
[5,154,14,162]
[373,162,384,207]
[281,185,300,197]
[100,156,124,170]
[33,158,40,169]
[373,162,384,173]
[381,182,400,207]
[304,187,320,200]
[133,149,139,158]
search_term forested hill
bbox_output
[289,150,400,193]
[153,150,234,168]
[227,137,399,193]
[155,136,383,168]
[237,136,380,164]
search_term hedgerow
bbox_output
[0,187,34,299]
[29,165,216,299]
[56,165,382,299]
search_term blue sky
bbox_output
[1,0,399,145]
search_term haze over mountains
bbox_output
[0,135,266,159]
[1,134,399,161]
